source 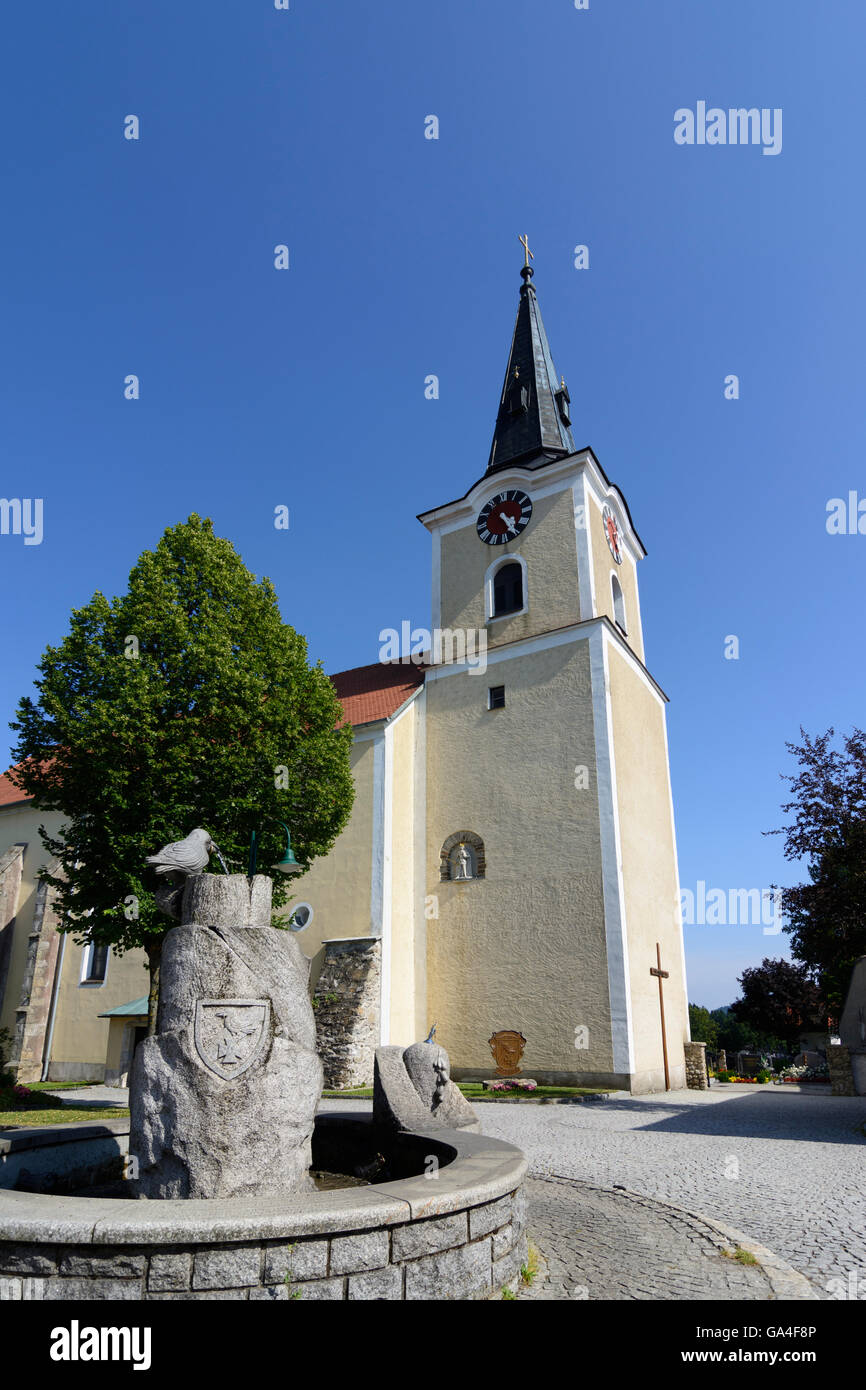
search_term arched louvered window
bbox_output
[493,561,523,618]
[611,573,627,633]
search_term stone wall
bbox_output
[827,1044,855,1098]
[314,937,381,1089]
[0,844,25,1023]
[13,882,63,1085]
[0,1187,526,1301]
[684,1041,708,1090]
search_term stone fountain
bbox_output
[130,873,321,1198]
[0,858,529,1301]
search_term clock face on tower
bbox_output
[602,505,623,564]
[476,490,532,545]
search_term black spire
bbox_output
[487,245,575,474]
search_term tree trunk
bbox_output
[145,938,163,1036]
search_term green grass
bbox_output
[722,1246,759,1267]
[459,1083,609,1100]
[321,1083,609,1101]
[0,1106,129,1128]
[321,1087,374,1099]
[26,1080,99,1092]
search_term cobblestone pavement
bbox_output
[517,1176,791,1300]
[476,1088,866,1297]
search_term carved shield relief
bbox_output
[489,1029,526,1077]
[194,999,270,1081]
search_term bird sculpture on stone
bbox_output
[424,1022,437,1044]
[146,827,216,878]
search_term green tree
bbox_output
[9,515,354,1028]
[730,958,823,1051]
[766,726,866,1012]
[688,1004,719,1048]
[709,1007,786,1057]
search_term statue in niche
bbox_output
[450,843,474,880]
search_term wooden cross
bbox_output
[519,233,534,267]
[650,942,671,1091]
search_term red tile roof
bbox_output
[0,767,30,807]
[331,662,425,727]
[0,665,425,802]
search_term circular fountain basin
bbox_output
[0,1113,527,1300]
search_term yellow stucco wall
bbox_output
[440,485,582,651]
[288,734,377,965]
[0,800,147,1079]
[49,938,148,1076]
[607,639,687,1091]
[587,493,645,663]
[0,803,65,1039]
[424,638,611,1077]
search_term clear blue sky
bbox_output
[1,2,863,1009]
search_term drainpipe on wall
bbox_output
[40,931,66,1082]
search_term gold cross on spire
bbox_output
[519,233,534,268]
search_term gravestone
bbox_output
[129,874,322,1198]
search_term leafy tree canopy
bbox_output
[9,515,354,975]
[688,1004,719,1049]
[767,727,866,1011]
[707,1006,787,1056]
[729,957,823,1050]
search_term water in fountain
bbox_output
[210,841,230,875]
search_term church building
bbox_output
[302,251,690,1094]
[0,250,690,1095]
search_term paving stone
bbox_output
[192,1245,261,1290]
[348,1266,403,1300]
[148,1252,192,1292]
[404,1237,492,1300]
[44,1277,143,1300]
[264,1238,328,1284]
[0,1244,58,1276]
[475,1088,866,1298]
[147,1288,249,1300]
[469,1196,512,1240]
[492,1223,515,1260]
[292,1276,345,1300]
[250,1284,288,1301]
[60,1249,147,1279]
[391,1213,467,1261]
[329,1230,388,1275]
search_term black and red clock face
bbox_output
[476,490,532,545]
[602,504,623,564]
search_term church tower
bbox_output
[418,246,689,1092]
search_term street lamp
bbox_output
[248,820,301,878]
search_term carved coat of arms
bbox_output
[489,1029,527,1077]
[194,999,270,1080]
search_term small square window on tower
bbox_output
[488,685,505,710]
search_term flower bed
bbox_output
[485,1080,537,1093]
